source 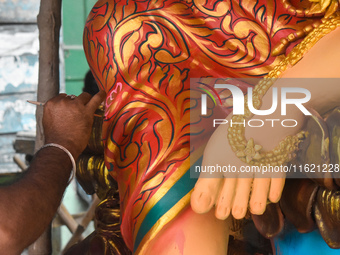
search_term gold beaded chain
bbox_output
[228,12,340,167]
[272,0,340,56]
[281,0,339,18]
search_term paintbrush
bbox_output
[27,100,45,106]
[27,100,103,117]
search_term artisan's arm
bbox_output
[0,91,105,255]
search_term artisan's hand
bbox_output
[43,91,106,159]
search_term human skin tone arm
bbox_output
[0,91,105,255]
[191,26,340,220]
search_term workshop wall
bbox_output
[0,1,39,172]
[0,0,97,172]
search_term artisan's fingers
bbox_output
[86,90,106,113]
[46,93,67,104]
[215,178,236,220]
[231,178,253,219]
[77,92,92,105]
[268,176,285,203]
[249,177,271,215]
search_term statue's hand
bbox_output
[190,120,285,220]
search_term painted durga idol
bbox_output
[71,0,340,254]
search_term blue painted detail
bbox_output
[107,163,114,172]
[133,157,201,253]
[274,228,340,255]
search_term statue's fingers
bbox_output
[249,177,270,215]
[191,177,223,214]
[231,178,253,219]
[215,178,236,220]
[268,175,286,203]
